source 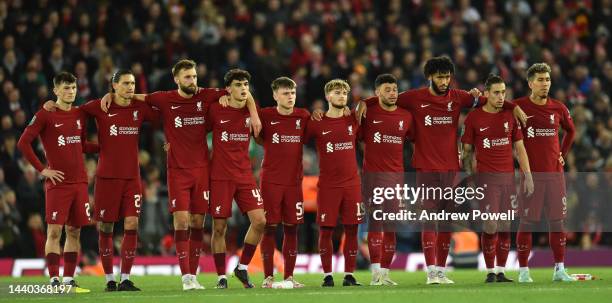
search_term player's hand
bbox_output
[41,168,65,185]
[513,105,527,127]
[163,143,170,152]
[101,93,113,113]
[250,114,262,137]
[343,106,351,116]
[558,152,565,166]
[355,101,367,125]
[311,109,324,121]
[469,88,482,98]
[523,173,534,197]
[219,95,229,107]
[42,100,57,112]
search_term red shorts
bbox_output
[261,182,304,224]
[362,173,404,231]
[167,167,209,214]
[94,177,142,222]
[210,180,263,218]
[416,171,458,212]
[316,185,364,227]
[45,181,91,227]
[478,182,517,214]
[519,175,567,221]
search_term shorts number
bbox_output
[251,189,262,202]
[85,202,91,217]
[203,191,210,201]
[510,195,518,209]
[296,202,304,217]
[134,194,142,208]
[356,202,365,218]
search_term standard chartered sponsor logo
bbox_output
[326,141,354,153]
[373,132,381,143]
[57,135,80,146]
[483,138,491,149]
[272,133,300,144]
[221,131,229,142]
[527,126,555,138]
[425,115,452,126]
[110,124,118,136]
[174,117,182,128]
[110,125,139,136]
[483,137,510,148]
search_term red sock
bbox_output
[436,231,451,267]
[381,232,396,268]
[516,231,532,267]
[549,232,566,263]
[367,232,383,264]
[481,232,497,270]
[189,228,203,275]
[496,232,511,267]
[63,252,78,278]
[174,230,189,275]
[98,231,114,275]
[261,225,276,277]
[343,225,358,273]
[282,225,298,279]
[120,230,138,275]
[239,243,257,265]
[46,253,60,278]
[421,231,436,266]
[318,227,334,273]
[213,253,226,276]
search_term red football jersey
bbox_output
[80,99,158,179]
[305,114,360,188]
[365,88,488,171]
[18,107,93,183]
[514,96,575,173]
[207,102,256,183]
[145,88,226,169]
[461,108,522,173]
[258,107,310,186]
[360,103,414,172]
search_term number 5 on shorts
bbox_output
[134,194,142,208]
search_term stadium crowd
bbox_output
[0,0,610,263]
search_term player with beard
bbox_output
[359,74,413,286]
[513,63,576,283]
[18,72,97,293]
[461,74,533,283]
[305,79,363,287]
[357,56,527,284]
[100,60,261,290]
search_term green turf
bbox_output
[0,268,610,303]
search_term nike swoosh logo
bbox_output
[271,121,280,125]
[171,106,181,109]
[526,115,534,119]
[220,120,230,124]
[322,131,331,135]
[420,104,430,108]
[108,113,118,117]
[373,120,383,124]
[480,127,489,131]
[257,202,263,206]
[54,124,63,127]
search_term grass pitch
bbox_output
[1,268,610,303]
